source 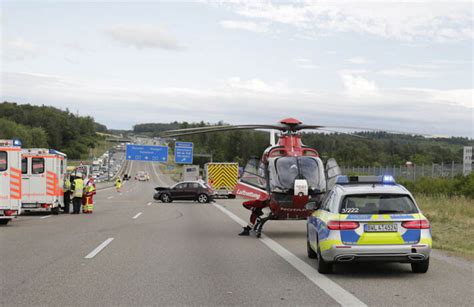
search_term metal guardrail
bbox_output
[341,162,466,181]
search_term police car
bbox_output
[307,175,431,274]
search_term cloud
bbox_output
[226,77,291,95]
[105,24,183,50]
[220,20,269,33]
[377,68,436,78]
[2,71,472,137]
[401,88,473,109]
[347,57,370,64]
[339,71,379,97]
[293,58,318,69]
[4,38,39,60]
[213,1,473,42]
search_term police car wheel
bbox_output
[316,242,333,274]
[197,194,208,203]
[411,258,429,273]
[307,236,317,259]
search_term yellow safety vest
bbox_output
[64,179,71,191]
[86,184,95,193]
[73,178,84,198]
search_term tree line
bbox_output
[0,102,106,159]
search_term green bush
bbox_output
[399,173,474,198]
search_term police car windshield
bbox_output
[340,194,418,214]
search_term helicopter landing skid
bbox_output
[253,216,272,238]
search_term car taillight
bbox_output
[402,220,430,229]
[327,221,359,230]
[4,210,16,216]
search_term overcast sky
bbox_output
[1,0,473,137]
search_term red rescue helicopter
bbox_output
[161,118,366,237]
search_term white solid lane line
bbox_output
[132,212,142,219]
[147,202,152,206]
[85,238,114,259]
[40,215,52,219]
[212,203,367,307]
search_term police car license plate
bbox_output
[365,224,398,232]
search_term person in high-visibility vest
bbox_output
[83,176,96,213]
[63,176,72,213]
[115,178,122,193]
[71,175,84,214]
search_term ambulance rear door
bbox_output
[21,156,31,204]
[0,144,21,211]
[29,155,48,205]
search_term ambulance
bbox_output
[205,162,238,198]
[0,139,22,225]
[21,149,67,214]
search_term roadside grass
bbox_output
[91,140,113,159]
[416,195,474,260]
[158,155,183,182]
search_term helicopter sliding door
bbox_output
[233,158,269,200]
[240,158,266,188]
[325,158,341,190]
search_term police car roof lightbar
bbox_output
[336,175,396,185]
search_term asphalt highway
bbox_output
[1,161,472,306]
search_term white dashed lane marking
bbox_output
[212,203,367,307]
[85,238,114,259]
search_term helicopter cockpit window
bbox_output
[273,157,299,190]
[270,156,321,192]
[298,157,319,188]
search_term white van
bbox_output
[21,149,67,215]
[0,139,22,225]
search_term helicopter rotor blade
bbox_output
[163,124,281,133]
[298,124,427,136]
[160,125,283,137]
[305,128,367,138]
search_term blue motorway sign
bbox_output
[175,142,193,164]
[126,144,168,162]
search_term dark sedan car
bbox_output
[154,181,215,203]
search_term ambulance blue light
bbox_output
[382,175,395,184]
[12,139,22,147]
